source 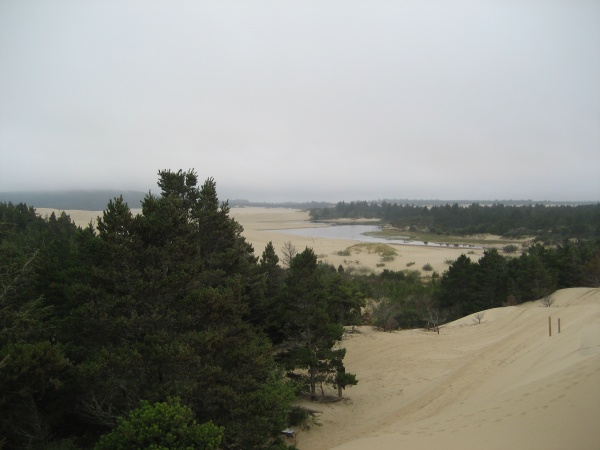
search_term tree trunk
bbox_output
[310,368,317,400]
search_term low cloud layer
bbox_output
[1,1,598,201]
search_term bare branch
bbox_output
[472,312,485,324]
[541,295,555,307]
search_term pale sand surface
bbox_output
[229,207,486,274]
[294,287,600,450]
[35,207,600,448]
[36,206,489,274]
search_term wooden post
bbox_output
[549,316,552,337]
[558,318,561,334]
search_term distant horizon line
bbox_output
[0,189,598,206]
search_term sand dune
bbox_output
[294,288,600,450]
[34,207,600,448]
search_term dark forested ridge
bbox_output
[0,190,148,211]
[2,174,599,449]
[0,191,334,211]
[310,201,600,241]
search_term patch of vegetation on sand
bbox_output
[337,243,398,263]
[365,228,525,247]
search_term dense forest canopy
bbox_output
[309,201,600,241]
[0,170,363,450]
[1,171,599,449]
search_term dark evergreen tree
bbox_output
[473,249,508,311]
[0,204,74,448]
[438,254,477,318]
[251,241,286,342]
[507,247,556,301]
[62,171,295,449]
[279,248,360,399]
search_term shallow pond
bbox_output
[273,224,480,248]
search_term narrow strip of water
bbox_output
[269,224,480,248]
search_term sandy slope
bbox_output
[34,207,600,448]
[294,288,600,450]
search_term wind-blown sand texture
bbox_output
[35,207,600,448]
[295,288,600,450]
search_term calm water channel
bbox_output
[274,224,479,248]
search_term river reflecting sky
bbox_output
[271,224,478,248]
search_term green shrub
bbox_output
[95,398,223,450]
[502,244,519,254]
[422,263,433,271]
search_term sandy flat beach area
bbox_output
[37,206,488,274]
[229,207,486,274]
[35,207,600,449]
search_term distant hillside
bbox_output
[0,191,336,211]
[228,199,335,209]
[0,190,147,211]
[2,190,595,212]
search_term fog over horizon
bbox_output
[1,1,599,203]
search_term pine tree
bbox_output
[473,249,508,311]
[438,254,477,317]
[0,203,73,449]
[250,242,285,342]
[280,248,359,399]
[64,171,295,449]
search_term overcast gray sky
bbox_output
[1,1,599,202]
